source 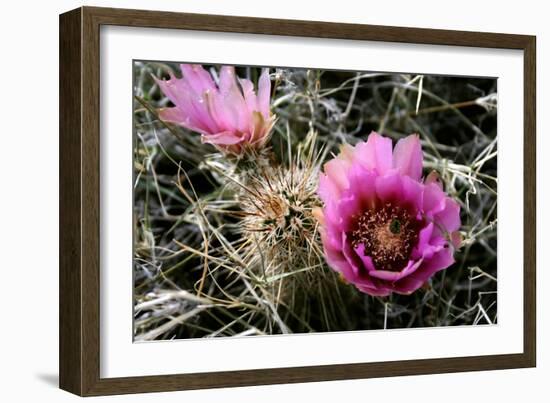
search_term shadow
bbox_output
[36,373,59,388]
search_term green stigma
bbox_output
[389,219,401,234]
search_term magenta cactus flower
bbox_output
[155,64,275,154]
[317,132,461,296]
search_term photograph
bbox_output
[132,61,498,341]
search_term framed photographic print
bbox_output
[59,6,536,396]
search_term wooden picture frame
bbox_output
[59,6,536,396]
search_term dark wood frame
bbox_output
[59,6,536,396]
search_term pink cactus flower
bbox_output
[155,64,275,154]
[317,132,461,296]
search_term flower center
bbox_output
[350,203,420,271]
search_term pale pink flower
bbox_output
[156,64,275,153]
[317,132,461,296]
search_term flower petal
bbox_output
[392,248,454,294]
[337,193,361,231]
[425,170,443,190]
[157,107,203,133]
[204,89,238,131]
[354,244,376,272]
[355,132,393,175]
[319,173,342,204]
[238,77,257,116]
[401,175,424,211]
[434,198,461,233]
[320,232,348,273]
[324,158,350,193]
[257,68,271,118]
[218,66,237,93]
[450,231,463,249]
[375,172,403,202]
[393,134,423,180]
[339,143,356,163]
[218,66,249,132]
[423,182,446,217]
[341,233,363,277]
[201,131,243,145]
[356,284,392,296]
[391,276,425,294]
[179,64,216,94]
[312,207,325,226]
[408,248,455,284]
[411,222,434,260]
[369,259,423,281]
